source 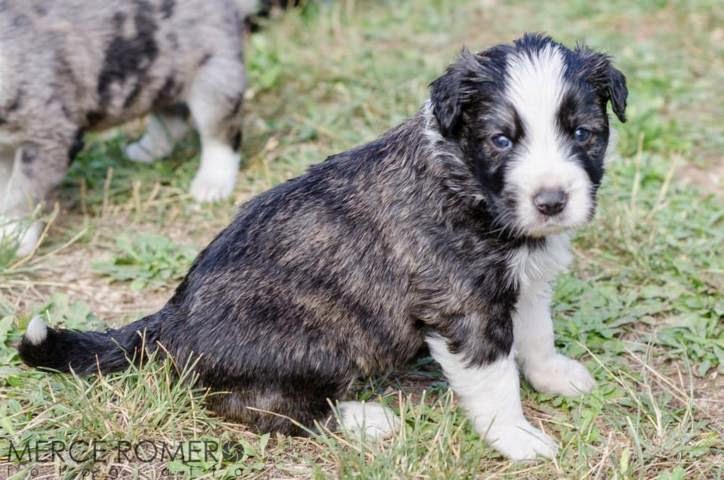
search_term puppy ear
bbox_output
[607,66,628,123]
[430,69,462,137]
[575,46,628,123]
[429,48,481,137]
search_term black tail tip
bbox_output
[17,316,62,371]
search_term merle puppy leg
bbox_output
[0,146,29,249]
[186,56,245,202]
[0,145,12,199]
[426,333,558,460]
[125,110,190,164]
[1,134,74,255]
[513,279,596,396]
[1,146,48,256]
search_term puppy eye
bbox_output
[491,134,513,150]
[574,127,592,143]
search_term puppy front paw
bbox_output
[524,353,596,397]
[124,127,177,163]
[124,142,161,163]
[485,420,559,461]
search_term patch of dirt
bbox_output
[693,372,724,432]
[677,161,724,198]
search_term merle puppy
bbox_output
[0,0,258,256]
[19,34,627,461]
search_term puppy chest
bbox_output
[507,234,573,288]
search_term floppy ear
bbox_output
[575,46,629,123]
[607,66,628,123]
[429,69,463,137]
[429,48,482,137]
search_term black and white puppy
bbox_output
[0,0,259,256]
[19,34,627,461]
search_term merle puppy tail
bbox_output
[18,314,162,375]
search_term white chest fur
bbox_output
[507,233,573,289]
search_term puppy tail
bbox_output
[18,313,162,376]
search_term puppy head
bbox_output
[430,34,627,238]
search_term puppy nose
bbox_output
[533,189,567,216]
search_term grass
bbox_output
[0,0,722,478]
[92,233,196,291]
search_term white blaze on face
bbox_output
[505,45,593,236]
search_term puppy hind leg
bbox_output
[124,110,190,163]
[0,147,27,252]
[186,58,245,203]
[426,334,558,461]
[1,141,69,256]
[207,386,341,436]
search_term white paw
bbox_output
[337,401,400,440]
[485,420,559,461]
[524,354,596,397]
[125,114,188,163]
[189,171,236,203]
[124,142,161,163]
[0,218,42,257]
